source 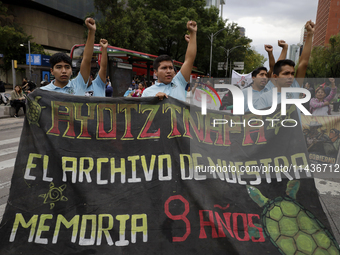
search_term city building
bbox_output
[238,27,245,37]
[313,0,340,47]
[205,0,225,17]
[0,0,98,85]
[300,26,307,45]
[288,44,301,63]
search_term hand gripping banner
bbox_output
[0,89,339,255]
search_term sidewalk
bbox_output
[0,89,20,119]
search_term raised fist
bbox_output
[85,17,96,31]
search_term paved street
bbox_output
[0,116,339,245]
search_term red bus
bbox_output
[70,44,201,96]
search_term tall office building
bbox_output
[288,44,301,63]
[313,0,340,46]
[205,0,225,17]
[205,0,221,8]
[238,27,245,37]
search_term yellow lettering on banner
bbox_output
[192,153,206,180]
[53,215,79,244]
[128,156,141,183]
[158,154,172,181]
[180,154,193,180]
[79,215,96,246]
[79,157,94,183]
[97,158,109,185]
[42,155,53,182]
[110,158,126,183]
[10,213,38,242]
[97,214,114,246]
[141,155,156,181]
[24,153,42,180]
[245,160,261,185]
[115,215,130,246]
[35,214,53,244]
[62,157,77,183]
[131,214,148,243]
[207,157,225,181]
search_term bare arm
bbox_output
[180,21,197,82]
[277,40,288,61]
[98,39,108,83]
[265,45,274,77]
[80,18,96,84]
[296,20,315,86]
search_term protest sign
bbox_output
[0,90,338,254]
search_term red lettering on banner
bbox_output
[97,104,117,139]
[164,195,191,242]
[199,210,218,239]
[233,213,250,241]
[214,212,234,238]
[247,214,265,242]
[47,101,75,137]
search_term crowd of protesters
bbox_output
[3,17,339,119]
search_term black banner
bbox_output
[0,89,339,254]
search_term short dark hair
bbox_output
[273,59,295,76]
[252,67,267,77]
[153,55,174,71]
[50,53,72,69]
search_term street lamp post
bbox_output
[220,45,245,77]
[20,40,31,80]
[208,27,228,77]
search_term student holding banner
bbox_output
[41,18,96,95]
[242,40,288,112]
[142,20,197,102]
[254,20,315,110]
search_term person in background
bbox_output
[105,79,113,97]
[309,78,336,115]
[132,83,145,97]
[10,85,26,118]
[333,95,340,112]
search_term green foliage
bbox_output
[306,34,340,78]
[0,1,46,72]
[243,47,267,74]
[93,0,266,76]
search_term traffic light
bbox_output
[14,60,17,68]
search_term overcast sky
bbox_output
[222,0,319,69]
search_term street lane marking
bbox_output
[0,146,18,157]
[315,178,340,196]
[0,137,20,146]
[0,158,16,171]
[0,181,10,189]
[0,204,6,222]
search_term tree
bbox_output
[0,1,45,82]
[243,47,267,74]
[306,34,340,78]
[92,0,265,77]
[93,0,151,52]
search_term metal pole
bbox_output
[28,40,31,81]
[11,60,16,89]
[225,49,229,77]
[209,33,213,77]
